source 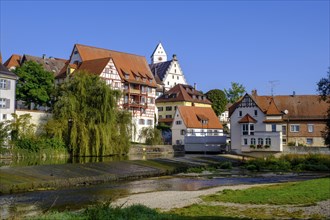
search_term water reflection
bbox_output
[0,153,182,167]
[0,173,322,219]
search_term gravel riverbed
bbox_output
[113,183,330,219]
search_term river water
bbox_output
[0,170,324,219]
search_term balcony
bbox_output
[123,101,147,109]
[241,131,283,153]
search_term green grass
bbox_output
[202,178,330,205]
[170,204,324,220]
[29,204,209,220]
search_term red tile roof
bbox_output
[4,54,21,69]
[156,84,212,105]
[178,106,223,129]
[238,114,257,123]
[229,93,328,120]
[74,44,157,88]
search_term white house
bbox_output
[0,63,18,122]
[149,43,187,96]
[229,91,328,157]
[172,106,225,152]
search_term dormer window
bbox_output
[149,79,153,83]
[142,77,146,82]
[135,76,140,81]
[125,74,129,79]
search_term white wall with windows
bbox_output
[0,76,17,122]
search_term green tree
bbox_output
[14,61,55,109]
[317,69,330,147]
[205,89,228,116]
[48,71,132,156]
[139,127,163,145]
[8,113,36,141]
[224,82,246,103]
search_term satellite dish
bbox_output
[283,110,289,115]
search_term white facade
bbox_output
[162,58,187,91]
[230,95,283,154]
[0,72,17,122]
[172,109,223,145]
[151,43,167,64]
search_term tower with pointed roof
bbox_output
[151,43,167,64]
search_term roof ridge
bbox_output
[75,43,145,58]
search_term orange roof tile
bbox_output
[238,114,258,123]
[266,98,281,115]
[4,54,21,69]
[178,106,223,129]
[156,84,212,105]
[230,93,328,120]
[74,44,157,88]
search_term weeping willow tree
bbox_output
[47,71,132,156]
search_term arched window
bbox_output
[250,138,256,145]
[258,138,263,145]
[266,138,271,145]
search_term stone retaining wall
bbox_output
[282,146,330,155]
[128,145,184,155]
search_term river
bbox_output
[0,169,324,219]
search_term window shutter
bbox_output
[5,99,10,109]
[7,80,11,90]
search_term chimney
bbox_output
[194,83,196,90]
[252,89,257,97]
[172,54,177,61]
[42,54,46,59]
[292,91,296,97]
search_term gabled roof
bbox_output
[266,98,281,115]
[21,55,67,76]
[178,106,223,129]
[73,44,157,87]
[77,57,111,76]
[4,54,21,69]
[238,114,257,123]
[149,61,171,83]
[0,63,18,79]
[230,92,328,120]
[156,84,212,105]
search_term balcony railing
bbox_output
[241,131,283,152]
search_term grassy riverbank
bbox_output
[30,178,330,220]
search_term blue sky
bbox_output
[1,1,329,96]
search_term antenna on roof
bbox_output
[269,80,279,96]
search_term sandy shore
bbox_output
[113,183,330,218]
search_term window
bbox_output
[125,74,129,79]
[244,138,248,145]
[139,119,145,125]
[177,76,179,80]
[282,125,287,135]
[0,98,7,108]
[104,68,110,73]
[258,138,264,145]
[166,106,172,111]
[159,115,163,119]
[166,115,172,118]
[147,119,153,126]
[308,124,314,133]
[239,111,242,117]
[242,124,248,135]
[265,138,271,145]
[147,98,154,104]
[249,124,254,135]
[250,138,256,145]
[290,124,300,132]
[2,114,7,120]
[181,129,186,135]
[271,124,276,132]
[172,75,174,79]
[0,79,9,89]
[175,69,177,73]
[254,110,258,116]
[176,120,182,125]
[282,138,287,145]
[214,130,219,136]
[201,120,208,125]
[306,138,313,145]
[167,81,169,85]
[158,107,163,111]
[141,97,145,104]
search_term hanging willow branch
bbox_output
[48,71,131,157]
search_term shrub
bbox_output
[250,144,256,149]
[218,162,232,169]
[246,164,257,171]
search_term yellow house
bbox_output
[156,84,212,125]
